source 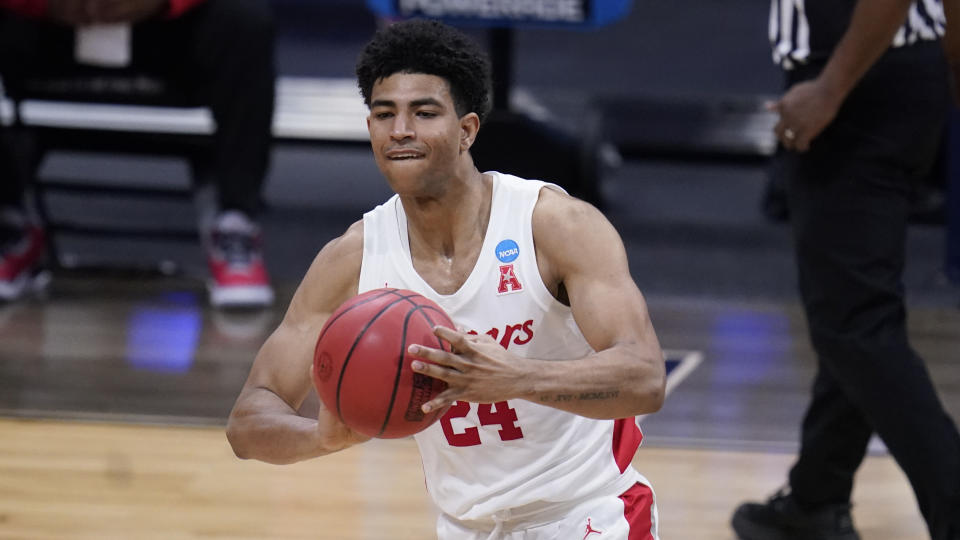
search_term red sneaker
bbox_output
[0,225,48,302]
[205,211,274,309]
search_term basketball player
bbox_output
[227,19,666,539]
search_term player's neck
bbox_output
[404,169,491,262]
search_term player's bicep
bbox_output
[564,232,653,353]
[534,192,653,352]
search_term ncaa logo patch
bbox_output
[495,239,519,263]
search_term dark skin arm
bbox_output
[772,0,914,152]
[226,222,370,465]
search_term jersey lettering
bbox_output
[440,401,481,447]
[478,402,524,441]
[467,320,535,350]
[443,320,533,445]
[440,401,525,446]
[515,320,534,346]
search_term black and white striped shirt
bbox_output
[769,0,945,69]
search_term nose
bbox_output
[390,115,414,141]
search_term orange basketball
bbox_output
[312,288,454,438]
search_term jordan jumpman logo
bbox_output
[583,518,603,539]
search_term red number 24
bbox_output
[440,401,524,447]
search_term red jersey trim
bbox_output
[611,417,643,473]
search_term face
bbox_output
[366,73,478,197]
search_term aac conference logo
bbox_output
[495,239,523,294]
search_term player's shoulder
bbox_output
[326,219,364,258]
[531,186,624,281]
[532,185,608,240]
[315,220,363,273]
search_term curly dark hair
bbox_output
[356,19,493,123]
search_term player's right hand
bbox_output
[312,361,371,452]
[316,402,371,451]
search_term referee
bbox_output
[732,1,960,540]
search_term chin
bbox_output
[381,166,425,193]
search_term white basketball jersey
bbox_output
[358,171,648,524]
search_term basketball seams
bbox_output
[315,288,398,346]
[376,303,452,437]
[376,306,419,437]
[314,288,455,438]
[333,291,421,422]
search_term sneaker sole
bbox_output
[208,283,275,309]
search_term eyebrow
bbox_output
[370,97,445,109]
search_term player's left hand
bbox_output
[86,0,167,23]
[407,326,534,413]
[769,77,843,153]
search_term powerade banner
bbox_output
[397,0,589,23]
[366,0,631,27]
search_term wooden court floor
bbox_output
[0,419,928,540]
[0,276,958,539]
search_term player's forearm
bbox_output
[526,343,665,419]
[226,390,338,465]
[226,413,327,465]
[817,0,913,102]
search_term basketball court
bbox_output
[2,1,959,539]
[1,155,956,538]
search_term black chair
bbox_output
[4,68,214,271]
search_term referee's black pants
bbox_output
[0,0,276,218]
[782,41,960,540]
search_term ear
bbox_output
[459,112,480,153]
